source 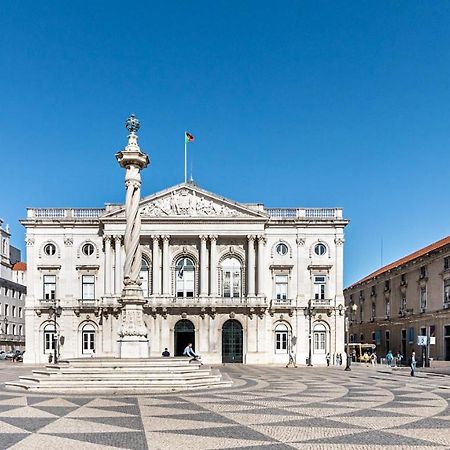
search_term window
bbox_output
[401,273,406,284]
[4,304,8,316]
[19,325,22,335]
[43,275,56,300]
[371,286,376,296]
[371,301,376,319]
[275,275,288,300]
[82,275,95,300]
[12,324,16,335]
[275,323,289,353]
[360,333,364,343]
[82,323,96,354]
[420,266,427,279]
[420,286,427,310]
[4,323,8,334]
[359,301,364,322]
[313,323,327,353]
[43,243,56,256]
[44,324,56,353]
[314,276,326,300]
[176,257,195,298]
[18,307,22,318]
[444,279,450,305]
[140,258,150,297]
[371,331,376,345]
[385,299,390,317]
[314,243,327,256]
[276,243,288,256]
[221,257,241,298]
[82,243,95,256]
[384,280,390,291]
[12,306,15,317]
[401,295,407,312]
[445,257,450,271]
[386,330,390,352]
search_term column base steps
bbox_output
[5,357,232,394]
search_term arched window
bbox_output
[82,323,96,354]
[275,322,289,353]
[221,257,241,298]
[176,257,195,298]
[313,323,327,354]
[44,323,56,354]
[140,258,150,297]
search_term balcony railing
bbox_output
[27,208,105,219]
[0,334,25,342]
[272,298,293,306]
[265,208,342,220]
[311,298,332,308]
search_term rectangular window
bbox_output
[276,275,288,300]
[18,307,22,318]
[12,324,16,335]
[275,331,288,352]
[371,302,376,319]
[408,327,414,344]
[420,266,427,279]
[385,280,390,291]
[360,333,364,343]
[82,331,95,353]
[313,332,326,352]
[82,275,95,300]
[12,306,16,317]
[401,295,407,312]
[359,302,364,322]
[444,257,450,271]
[386,330,390,351]
[371,331,376,344]
[444,279,450,305]
[43,275,56,300]
[385,299,390,317]
[420,287,427,310]
[44,331,56,353]
[4,304,8,316]
[401,273,406,284]
[314,276,326,300]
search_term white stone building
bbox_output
[22,182,348,365]
[1,219,26,351]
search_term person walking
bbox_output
[326,353,331,367]
[386,350,393,367]
[286,351,297,368]
[409,351,417,376]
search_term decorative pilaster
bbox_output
[247,235,256,296]
[257,235,266,296]
[296,236,305,302]
[200,235,208,296]
[162,235,170,295]
[115,114,150,358]
[152,235,160,295]
[209,235,218,296]
[104,236,112,295]
[114,235,122,294]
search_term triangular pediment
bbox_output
[103,183,267,220]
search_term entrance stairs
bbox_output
[5,357,232,394]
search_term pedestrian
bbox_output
[326,353,330,367]
[338,353,343,365]
[286,351,297,368]
[370,352,377,366]
[162,348,170,357]
[409,351,417,376]
[386,350,393,367]
[183,343,202,364]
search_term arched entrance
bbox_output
[174,320,195,356]
[222,320,243,363]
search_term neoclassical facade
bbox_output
[22,183,348,365]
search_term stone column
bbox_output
[115,114,150,358]
[104,235,112,295]
[209,235,218,296]
[296,237,306,303]
[162,235,170,295]
[114,235,122,294]
[152,235,160,295]
[247,235,256,296]
[257,235,266,296]
[200,235,208,296]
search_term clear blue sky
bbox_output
[1,1,450,286]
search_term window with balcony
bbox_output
[82,275,95,300]
[444,279,450,305]
[140,258,150,297]
[221,257,241,298]
[176,257,195,298]
[44,323,56,353]
[43,275,56,300]
[275,275,288,300]
[275,322,289,353]
[420,286,427,310]
[314,276,326,300]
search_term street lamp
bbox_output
[304,299,316,366]
[344,303,358,371]
[48,301,62,364]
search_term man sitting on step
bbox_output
[183,343,202,365]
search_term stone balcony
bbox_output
[265,208,343,220]
[26,208,105,220]
[311,298,333,308]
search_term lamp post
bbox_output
[344,303,358,371]
[49,301,62,364]
[304,299,316,366]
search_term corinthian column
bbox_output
[114,235,122,294]
[152,235,160,295]
[115,114,150,358]
[209,235,218,296]
[104,236,112,295]
[247,235,256,296]
[200,235,208,296]
[257,235,266,296]
[162,235,170,295]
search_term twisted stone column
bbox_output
[115,114,150,358]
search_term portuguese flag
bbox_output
[185,131,195,143]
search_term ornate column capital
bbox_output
[114,235,122,242]
[162,235,170,242]
[104,235,112,243]
[199,234,209,242]
[247,234,256,242]
[151,235,160,242]
[64,237,73,247]
[257,235,267,245]
[25,237,35,246]
[209,234,218,241]
[296,237,306,246]
[335,237,345,246]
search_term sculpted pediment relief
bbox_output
[140,188,248,218]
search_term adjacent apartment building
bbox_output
[344,236,450,363]
[0,219,26,351]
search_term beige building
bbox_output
[344,236,450,363]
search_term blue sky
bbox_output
[1,1,450,285]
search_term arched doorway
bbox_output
[174,319,195,356]
[222,320,243,363]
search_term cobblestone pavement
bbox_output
[0,362,449,449]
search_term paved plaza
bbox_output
[0,362,449,449]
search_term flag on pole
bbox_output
[185,131,195,143]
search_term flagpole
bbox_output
[184,132,187,183]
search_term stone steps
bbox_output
[5,358,232,394]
